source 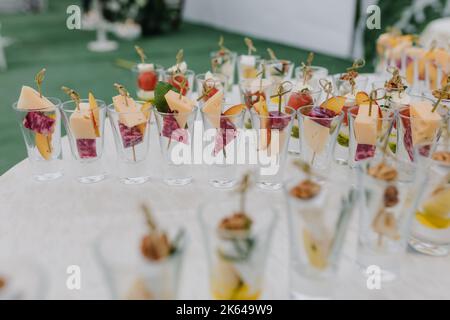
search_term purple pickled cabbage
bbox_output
[76,139,97,158]
[354,144,376,161]
[23,111,55,135]
[119,123,143,148]
[161,114,189,144]
[269,111,290,130]
[307,107,336,128]
[213,117,238,156]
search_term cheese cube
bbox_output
[354,104,379,145]
[164,90,195,129]
[70,102,97,139]
[202,90,224,128]
[112,95,147,128]
[410,101,442,145]
[17,86,55,110]
[303,118,330,154]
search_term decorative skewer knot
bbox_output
[61,86,81,110]
[172,76,188,99]
[175,49,184,74]
[270,80,293,112]
[244,37,256,56]
[368,88,385,116]
[267,48,277,60]
[35,68,46,98]
[301,52,314,84]
[432,76,450,112]
[319,78,333,99]
[341,59,365,93]
[135,45,146,63]
[385,66,406,92]
[114,83,130,106]
[197,78,217,101]
[141,204,157,231]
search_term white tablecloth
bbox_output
[0,82,449,300]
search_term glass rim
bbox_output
[239,77,273,87]
[249,105,296,119]
[264,59,293,65]
[397,104,447,119]
[107,101,153,115]
[333,73,369,81]
[294,65,328,73]
[290,86,322,96]
[348,105,395,120]
[131,63,164,72]
[297,105,344,120]
[164,69,195,76]
[210,49,237,56]
[195,72,227,81]
[153,105,198,116]
[61,98,106,112]
[12,96,61,111]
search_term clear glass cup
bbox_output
[334,97,357,165]
[95,223,187,300]
[163,69,196,98]
[285,174,357,299]
[409,141,450,256]
[131,63,164,101]
[237,55,263,83]
[264,59,294,84]
[196,73,228,100]
[0,257,48,299]
[238,78,274,109]
[250,105,295,190]
[60,99,107,183]
[348,106,395,168]
[198,195,277,300]
[154,106,197,186]
[201,104,246,188]
[371,80,412,110]
[12,98,63,181]
[356,157,419,282]
[297,105,344,172]
[294,66,329,90]
[396,95,447,164]
[285,88,322,154]
[332,74,369,96]
[107,103,152,184]
[210,50,237,91]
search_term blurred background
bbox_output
[0,0,448,174]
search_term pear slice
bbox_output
[35,133,52,160]
[88,92,100,137]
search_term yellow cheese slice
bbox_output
[112,94,147,128]
[70,102,97,139]
[202,90,224,128]
[410,101,441,145]
[354,104,379,145]
[17,86,55,110]
[164,90,195,129]
[303,118,329,154]
[88,92,100,137]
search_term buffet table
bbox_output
[0,83,449,300]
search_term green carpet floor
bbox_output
[0,0,356,175]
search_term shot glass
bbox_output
[409,141,450,256]
[396,96,447,163]
[237,55,263,83]
[154,106,197,186]
[334,96,357,165]
[286,87,322,154]
[12,98,63,181]
[131,64,164,101]
[356,157,419,281]
[332,74,369,96]
[210,50,237,91]
[163,69,196,98]
[297,106,344,172]
[348,106,395,168]
[196,73,228,100]
[198,196,277,300]
[60,99,107,183]
[250,105,295,190]
[238,78,274,109]
[201,104,246,188]
[108,103,152,184]
[285,174,357,299]
[264,59,294,84]
[294,66,329,91]
[95,223,187,300]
